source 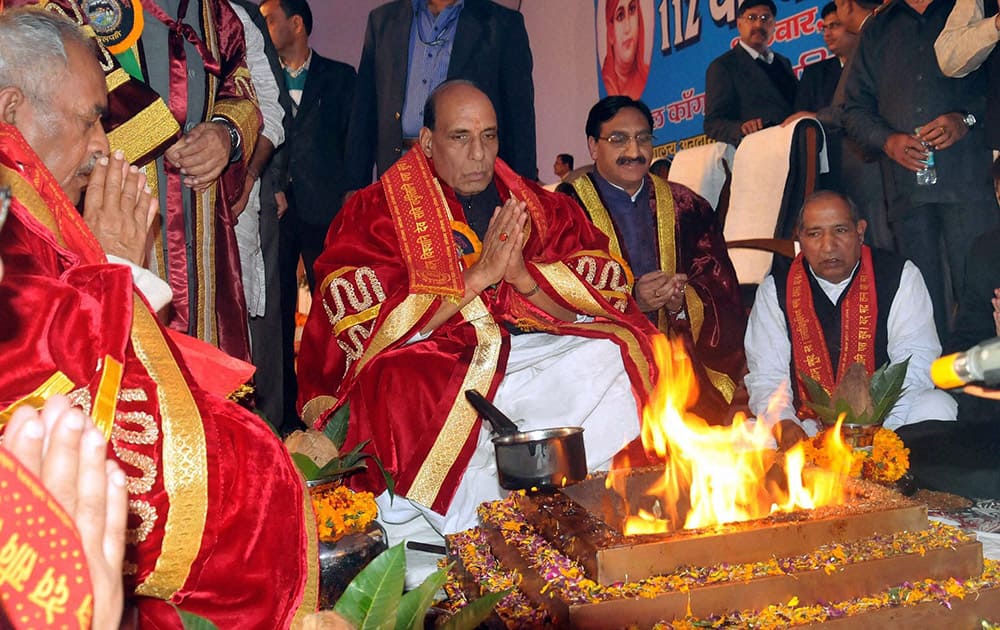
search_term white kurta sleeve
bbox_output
[107,255,173,312]
[744,275,799,427]
[935,0,1000,77]
[885,261,957,429]
[230,3,285,148]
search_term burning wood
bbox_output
[609,335,857,536]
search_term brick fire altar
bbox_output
[445,470,1000,629]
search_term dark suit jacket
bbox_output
[344,0,536,189]
[282,52,356,226]
[794,57,842,113]
[704,45,797,146]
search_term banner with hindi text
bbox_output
[595,0,832,159]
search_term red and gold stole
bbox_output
[381,148,466,303]
[786,246,877,414]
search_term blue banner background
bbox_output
[595,0,832,158]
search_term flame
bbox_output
[621,335,855,535]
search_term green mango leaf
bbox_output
[798,371,831,408]
[372,453,396,499]
[834,397,853,421]
[172,605,219,630]
[291,452,321,481]
[395,564,452,630]
[870,358,909,424]
[440,588,511,630]
[315,439,374,478]
[325,402,351,450]
[334,543,406,630]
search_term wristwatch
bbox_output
[962,113,977,128]
[212,117,242,162]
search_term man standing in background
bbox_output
[843,0,998,337]
[553,153,574,181]
[344,0,536,190]
[261,0,355,432]
[704,0,797,146]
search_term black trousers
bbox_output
[277,197,331,434]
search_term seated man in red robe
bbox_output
[297,81,658,552]
[559,96,746,424]
[0,9,316,627]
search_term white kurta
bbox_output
[744,260,957,432]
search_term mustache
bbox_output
[76,153,102,178]
[616,156,647,166]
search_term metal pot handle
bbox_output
[464,389,520,437]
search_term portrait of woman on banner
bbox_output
[598,0,653,99]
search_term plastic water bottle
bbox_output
[915,135,937,186]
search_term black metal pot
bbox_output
[465,389,588,491]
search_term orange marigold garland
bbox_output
[311,485,378,541]
[802,427,909,484]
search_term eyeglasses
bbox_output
[740,14,774,23]
[818,22,843,32]
[599,132,655,147]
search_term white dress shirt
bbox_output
[745,260,956,431]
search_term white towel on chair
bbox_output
[725,119,828,285]
[667,142,735,210]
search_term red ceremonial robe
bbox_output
[0,125,317,628]
[297,149,658,514]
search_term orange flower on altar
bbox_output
[311,485,378,541]
[802,427,909,484]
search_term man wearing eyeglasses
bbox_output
[704,0,798,146]
[560,96,746,424]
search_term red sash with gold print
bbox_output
[786,246,877,413]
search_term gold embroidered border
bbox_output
[319,265,359,294]
[684,284,705,343]
[93,356,123,441]
[129,297,208,600]
[333,304,382,337]
[106,100,180,165]
[0,371,75,428]
[194,184,217,346]
[534,261,609,317]
[351,293,435,384]
[290,477,320,629]
[213,99,261,163]
[705,367,736,404]
[105,67,131,92]
[652,175,677,279]
[407,297,500,507]
[0,163,66,248]
[571,176,624,263]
